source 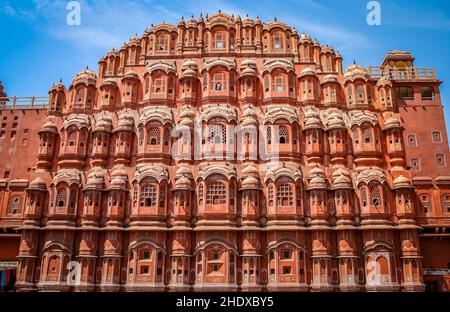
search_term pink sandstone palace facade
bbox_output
[0,12,449,292]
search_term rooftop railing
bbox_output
[0,96,48,110]
[368,66,436,81]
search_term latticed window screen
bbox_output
[420,194,431,213]
[147,127,161,145]
[75,88,85,107]
[276,183,293,206]
[206,182,226,205]
[163,128,171,145]
[276,125,289,144]
[157,35,169,51]
[272,33,283,49]
[140,185,157,207]
[7,195,23,215]
[138,125,144,145]
[369,182,382,207]
[214,32,226,49]
[152,77,166,93]
[56,188,68,208]
[133,185,139,207]
[208,124,226,144]
[247,191,255,207]
[144,77,150,93]
[273,75,285,93]
[211,73,227,91]
[266,127,272,144]
[198,183,204,204]
[268,184,274,206]
[264,75,270,92]
[359,186,368,208]
[159,185,166,207]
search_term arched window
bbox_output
[377,256,389,275]
[276,183,294,206]
[277,125,289,144]
[140,185,157,207]
[206,181,226,205]
[147,127,161,145]
[48,255,60,274]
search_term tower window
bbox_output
[396,87,414,100]
[410,158,420,171]
[432,131,442,143]
[407,134,417,147]
[436,154,446,167]
[421,87,435,100]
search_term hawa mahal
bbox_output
[0,12,449,292]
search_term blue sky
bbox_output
[1,0,450,135]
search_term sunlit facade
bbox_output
[0,12,449,292]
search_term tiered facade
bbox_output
[1,12,449,292]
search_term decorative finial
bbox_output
[353,59,356,64]
[274,16,277,21]
[59,78,62,83]
[219,9,221,13]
